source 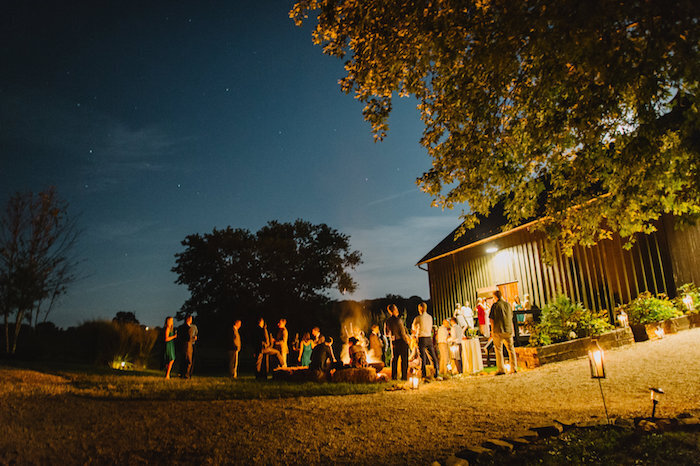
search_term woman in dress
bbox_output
[298,332,313,367]
[164,316,177,379]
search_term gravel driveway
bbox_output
[2,328,699,465]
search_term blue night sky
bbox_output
[1,1,460,328]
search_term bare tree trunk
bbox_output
[11,308,25,354]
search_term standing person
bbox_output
[463,301,475,329]
[448,317,463,374]
[177,315,197,379]
[163,316,177,379]
[227,320,242,379]
[512,295,523,346]
[476,298,490,337]
[454,303,468,329]
[490,290,518,375]
[368,324,384,362]
[385,304,410,380]
[437,319,450,376]
[273,318,289,368]
[298,332,313,366]
[412,302,439,379]
[254,317,285,376]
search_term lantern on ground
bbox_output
[588,340,609,424]
[408,368,420,389]
[650,387,664,420]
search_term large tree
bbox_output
[291,0,700,252]
[172,220,362,336]
[0,187,79,353]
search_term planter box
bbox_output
[515,327,634,369]
[688,313,700,328]
[631,315,691,342]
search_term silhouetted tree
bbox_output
[172,219,362,344]
[0,187,79,354]
[113,311,140,325]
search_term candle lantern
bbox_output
[408,368,420,389]
[588,340,609,424]
[588,340,605,379]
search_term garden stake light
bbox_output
[650,387,664,420]
[588,339,609,424]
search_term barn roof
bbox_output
[417,205,538,265]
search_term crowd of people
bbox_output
[162,290,538,380]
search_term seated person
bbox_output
[347,336,367,368]
[309,336,333,372]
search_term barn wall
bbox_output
[426,227,676,324]
[662,215,700,288]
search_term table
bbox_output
[461,337,484,374]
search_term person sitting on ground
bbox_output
[309,335,333,373]
[347,336,368,368]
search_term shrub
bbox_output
[619,292,682,325]
[674,283,700,314]
[528,295,612,347]
[70,320,158,369]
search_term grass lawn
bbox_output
[472,425,700,465]
[0,360,389,400]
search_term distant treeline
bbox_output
[0,295,429,374]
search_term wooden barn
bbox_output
[417,212,700,324]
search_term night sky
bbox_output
[1,1,459,328]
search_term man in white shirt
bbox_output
[463,302,475,329]
[411,302,439,379]
[454,303,468,330]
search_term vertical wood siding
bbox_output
[426,223,680,324]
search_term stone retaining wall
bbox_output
[515,327,634,369]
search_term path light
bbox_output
[650,387,664,420]
[408,367,420,389]
[588,339,609,424]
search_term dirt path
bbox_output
[2,328,700,465]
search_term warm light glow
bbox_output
[120,361,126,368]
[504,362,511,373]
[650,387,664,401]
[683,295,694,312]
[588,341,605,379]
[486,246,498,253]
[654,326,665,338]
[409,376,420,389]
[145,326,149,331]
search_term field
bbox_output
[2,328,700,465]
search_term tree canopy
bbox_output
[291,0,700,253]
[172,220,362,335]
